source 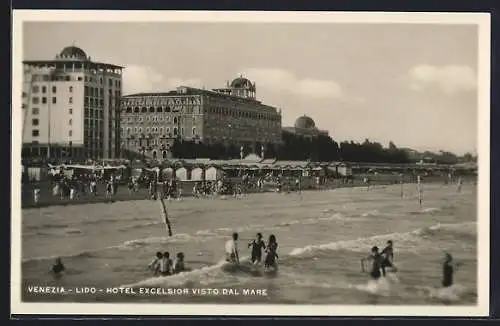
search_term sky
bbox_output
[22,21,479,155]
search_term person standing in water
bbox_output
[264,234,279,269]
[380,240,398,274]
[159,252,173,276]
[173,252,188,274]
[442,253,461,288]
[50,258,65,277]
[225,232,240,264]
[148,252,163,276]
[361,246,384,280]
[248,233,266,265]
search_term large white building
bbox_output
[21,46,123,160]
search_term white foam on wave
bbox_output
[416,284,470,302]
[288,221,476,257]
[119,255,252,288]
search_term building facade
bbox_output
[120,76,282,160]
[21,46,123,160]
[283,115,329,139]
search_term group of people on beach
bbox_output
[148,251,188,276]
[225,232,279,270]
[361,240,461,288]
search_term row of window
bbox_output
[31,107,74,115]
[31,129,72,137]
[124,107,187,114]
[122,126,197,135]
[125,116,188,123]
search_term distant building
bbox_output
[120,76,282,160]
[21,45,123,160]
[283,115,329,139]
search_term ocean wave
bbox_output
[414,284,473,302]
[119,256,252,288]
[288,221,476,257]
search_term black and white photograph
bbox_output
[11,11,490,316]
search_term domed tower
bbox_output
[55,45,90,61]
[294,115,316,130]
[229,75,256,99]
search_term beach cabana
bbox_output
[175,167,188,181]
[191,167,204,181]
[205,166,222,181]
[162,167,175,180]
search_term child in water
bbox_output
[248,233,266,265]
[264,234,278,270]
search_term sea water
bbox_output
[21,183,477,305]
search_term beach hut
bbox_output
[191,167,204,181]
[337,163,352,177]
[176,167,188,181]
[205,166,221,181]
[162,167,174,180]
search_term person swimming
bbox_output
[50,257,65,276]
[159,251,173,276]
[264,234,279,270]
[361,246,384,280]
[442,253,461,288]
[148,252,163,275]
[248,233,266,265]
[380,240,397,274]
[225,232,240,264]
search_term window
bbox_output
[159,127,163,133]
[32,97,39,104]
[32,86,39,93]
[146,127,150,133]
[69,86,73,92]
[166,116,171,123]
[32,118,39,126]
[69,130,72,137]
[52,97,57,104]
[69,97,73,104]
[146,116,150,121]
[32,108,39,115]
[69,108,73,114]
[42,97,48,104]
[134,127,138,133]
[42,86,47,93]
[52,86,57,93]
[69,119,72,126]
[32,130,39,137]
[192,127,196,136]
[100,78,103,85]
[166,127,170,134]
[173,117,178,124]
[78,77,83,81]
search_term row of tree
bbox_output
[170,131,413,163]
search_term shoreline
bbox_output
[20,176,474,209]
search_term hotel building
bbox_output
[120,76,282,160]
[21,46,123,160]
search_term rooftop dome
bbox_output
[230,76,255,91]
[58,46,88,60]
[294,115,316,129]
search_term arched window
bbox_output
[173,117,178,124]
[162,151,167,159]
[134,107,140,113]
[126,107,132,113]
[141,107,147,113]
[165,107,171,113]
[156,107,163,113]
[149,107,155,113]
